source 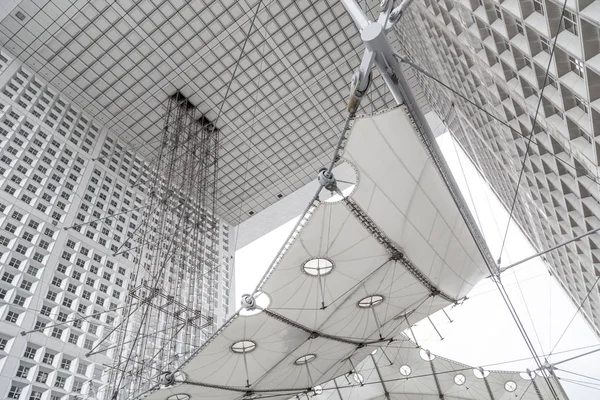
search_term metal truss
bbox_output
[104,93,221,399]
[343,197,456,303]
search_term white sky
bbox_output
[234,132,600,399]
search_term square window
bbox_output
[574,95,588,113]
[2,272,14,283]
[42,352,55,364]
[34,320,46,330]
[40,305,52,316]
[55,375,66,388]
[568,56,584,78]
[76,363,88,375]
[68,333,79,344]
[24,346,37,359]
[563,10,578,35]
[580,131,592,144]
[547,75,558,89]
[36,370,49,383]
[30,390,42,400]
[16,364,30,378]
[5,311,19,323]
[84,338,94,350]
[7,386,22,399]
[8,257,21,267]
[13,295,26,306]
[515,20,524,35]
[60,357,72,369]
[21,279,33,291]
[57,311,68,322]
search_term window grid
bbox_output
[0,52,234,398]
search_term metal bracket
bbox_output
[340,0,419,112]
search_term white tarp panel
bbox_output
[310,336,562,400]
[141,108,533,400]
[258,203,392,333]
[342,109,487,300]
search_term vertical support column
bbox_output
[426,351,445,400]
[405,314,419,347]
[528,369,546,400]
[334,379,345,400]
[442,309,453,323]
[427,316,444,340]
[546,364,570,400]
[481,369,496,400]
[371,353,391,400]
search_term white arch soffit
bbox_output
[141,107,492,400]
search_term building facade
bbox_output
[393,0,600,336]
[0,50,233,400]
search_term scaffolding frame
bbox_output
[105,93,221,399]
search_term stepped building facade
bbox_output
[394,0,600,336]
[0,52,234,399]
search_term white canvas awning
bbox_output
[138,108,546,400]
[307,335,561,400]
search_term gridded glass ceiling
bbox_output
[0,0,429,223]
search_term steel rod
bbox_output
[498,226,600,274]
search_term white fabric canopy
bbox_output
[343,109,488,300]
[311,335,561,400]
[139,108,539,400]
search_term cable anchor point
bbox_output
[241,294,256,311]
[159,371,177,387]
[317,167,338,192]
[347,69,372,114]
